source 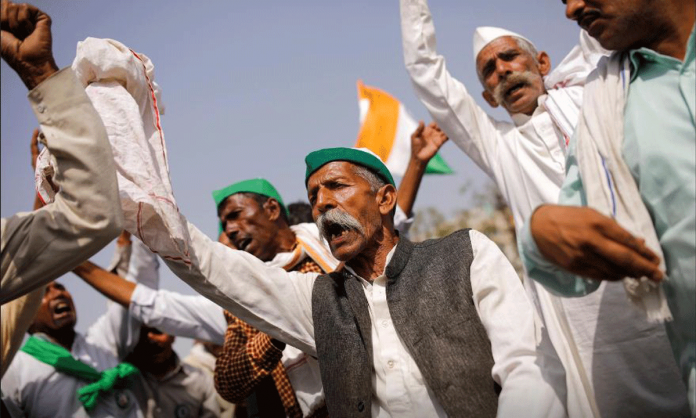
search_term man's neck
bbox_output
[43,328,76,351]
[644,6,694,60]
[347,229,399,281]
[275,225,297,255]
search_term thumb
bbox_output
[412,121,425,139]
[0,29,20,64]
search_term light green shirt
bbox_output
[521,28,695,401]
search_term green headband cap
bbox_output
[212,178,289,233]
[304,147,395,187]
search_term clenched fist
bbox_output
[1,1,58,90]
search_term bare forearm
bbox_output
[398,158,427,217]
[73,261,135,307]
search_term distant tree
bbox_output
[411,181,523,278]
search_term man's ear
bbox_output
[263,198,282,222]
[537,51,551,76]
[482,90,499,108]
[376,184,398,216]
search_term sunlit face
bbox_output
[477,36,547,116]
[563,0,660,51]
[220,194,280,261]
[307,162,385,262]
[30,281,77,334]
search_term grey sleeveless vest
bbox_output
[311,229,499,417]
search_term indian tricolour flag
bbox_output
[355,80,453,177]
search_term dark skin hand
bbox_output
[397,121,449,217]
[1,0,59,90]
[530,205,663,282]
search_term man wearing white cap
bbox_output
[399,0,689,417]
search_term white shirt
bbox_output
[399,1,686,416]
[160,219,564,417]
[1,304,142,418]
[128,238,326,416]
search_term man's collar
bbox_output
[510,94,548,127]
[627,23,696,82]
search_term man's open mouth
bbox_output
[326,222,350,242]
[52,300,72,316]
[237,238,252,252]
[505,82,527,98]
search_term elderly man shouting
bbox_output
[134,146,564,417]
[398,1,689,416]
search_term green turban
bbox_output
[304,147,395,187]
[212,178,289,233]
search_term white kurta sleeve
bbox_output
[1,68,123,304]
[400,0,511,178]
[127,240,160,289]
[84,301,142,360]
[130,287,228,345]
[162,220,318,356]
[468,230,567,418]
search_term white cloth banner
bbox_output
[67,37,191,265]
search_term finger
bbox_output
[577,263,624,282]
[0,0,18,31]
[13,3,35,40]
[590,238,663,281]
[598,219,661,265]
[0,28,20,61]
[411,121,425,139]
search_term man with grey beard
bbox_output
[398,1,688,417]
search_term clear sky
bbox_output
[1,0,581,355]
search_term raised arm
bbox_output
[468,230,566,417]
[162,219,318,356]
[1,1,122,303]
[397,121,448,217]
[400,0,505,177]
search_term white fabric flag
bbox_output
[66,37,191,265]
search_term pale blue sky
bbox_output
[1,0,580,354]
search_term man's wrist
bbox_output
[24,60,60,91]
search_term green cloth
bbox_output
[304,147,396,187]
[425,153,454,175]
[521,27,695,397]
[212,178,289,233]
[20,336,139,411]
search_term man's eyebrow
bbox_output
[481,58,496,76]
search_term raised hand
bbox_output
[410,121,448,165]
[530,205,663,282]
[1,1,59,90]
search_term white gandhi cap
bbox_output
[473,26,534,62]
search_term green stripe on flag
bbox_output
[425,153,454,174]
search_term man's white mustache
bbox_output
[316,209,364,241]
[492,70,537,105]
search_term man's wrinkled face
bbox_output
[563,0,657,51]
[220,194,278,261]
[477,37,547,115]
[31,281,76,334]
[307,162,384,262]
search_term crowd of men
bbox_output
[0,0,694,417]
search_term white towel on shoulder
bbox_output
[574,52,672,323]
